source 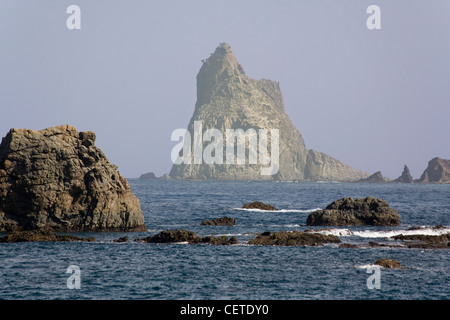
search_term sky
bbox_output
[0,0,449,179]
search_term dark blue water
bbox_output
[0,181,449,300]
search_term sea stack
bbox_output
[0,125,146,231]
[395,165,413,183]
[416,157,450,183]
[169,43,368,181]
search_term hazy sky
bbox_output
[1,1,449,179]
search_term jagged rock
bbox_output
[248,230,341,246]
[416,157,450,183]
[242,201,276,211]
[392,233,450,249]
[395,165,413,183]
[0,230,95,243]
[113,235,129,243]
[0,125,146,232]
[201,216,235,226]
[169,43,368,181]
[306,197,400,226]
[136,229,238,245]
[374,259,402,269]
[356,171,385,183]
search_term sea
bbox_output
[0,180,449,300]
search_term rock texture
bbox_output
[169,43,368,181]
[0,230,95,243]
[248,230,341,246]
[416,157,450,183]
[374,259,402,269]
[394,165,413,183]
[136,229,238,245]
[242,201,276,211]
[355,171,386,183]
[0,125,146,232]
[306,197,400,226]
[201,216,235,226]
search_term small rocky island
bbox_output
[0,125,146,232]
[306,197,400,226]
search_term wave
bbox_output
[352,226,450,239]
[233,207,321,213]
[306,228,354,236]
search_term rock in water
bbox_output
[0,125,146,232]
[248,231,341,246]
[356,171,385,183]
[306,197,400,226]
[169,43,368,181]
[374,259,402,269]
[242,201,277,211]
[395,165,413,183]
[417,157,450,183]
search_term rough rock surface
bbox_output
[169,43,368,181]
[201,216,235,226]
[0,230,95,243]
[306,197,400,226]
[374,259,402,269]
[416,157,450,183]
[0,125,146,232]
[392,233,450,249]
[136,229,238,245]
[395,165,413,183]
[242,201,276,211]
[248,230,341,246]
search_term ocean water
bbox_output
[0,180,449,300]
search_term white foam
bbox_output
[307,228,353,236]
[355,263,378,269]
[353,226,450,239]
[233,208,321,213]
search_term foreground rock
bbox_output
[248,231,340,246]
[201,216,235,226]
[168,43,368,181]
[416,157,450,183]
[136,229,238,245]
[0,230,95,243]
[306,197,400,226]
[242,202,276,211]
[0,125,146,232]
[374,259,402,269]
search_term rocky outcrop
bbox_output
[139,172,171,180]
[394,165,413,183]
[306,197,400,226]
[248,230,341,246]
[136,229,238,245]
[392,233,450,249]
[242,201,276,211]
[0,230,95,243]
[201,216,235,226]
[355,171,386,183]
[374,259,402,269]
[416,157,450,183]
[0,125,146,232]
[169,43,368,181]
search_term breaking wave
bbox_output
[233,208,321,213]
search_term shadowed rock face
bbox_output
[169,43,368,181]
[0,125,146,232]
[306,197,400,226]
[395,165,413,183]
[417,157,450,183]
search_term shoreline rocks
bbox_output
[248,230,341,246]
[306,197,400,226]
[374,259,402,269]
[0,230,95,243]
[0,125,146,232]
[135,229,238,245]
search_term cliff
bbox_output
[417,157,450,183]
[169,43,368,181]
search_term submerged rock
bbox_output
[136,229,238,245]
[0,230,95,243]
[201,216,236,226]
[306,197,400,226]
[0,125,146,232]
[248,230,340,246]
[374,259,402,269]
[242,201,276,211]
